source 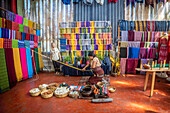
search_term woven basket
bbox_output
[39,84,48,91]
[47,83,59,92]
[108,86,116,93]
[54,92,68,98]
[97,82,105,87]
[29,88,41,97]
[41,90,53,99]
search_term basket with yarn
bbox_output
[69,90,79,98]
[39,84,48,91]
[47,83,59,92]
[41,90,53,99]
[54,87,70,98]
[29,88,41,96]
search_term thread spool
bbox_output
[163,60,166,68]
[155,60,157,67]
[140,60,143,69]
[160,61,162,69]
[151,61,154,70]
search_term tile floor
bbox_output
[0,73,169,113]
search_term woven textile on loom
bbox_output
[0,49,10,93]
[13,48,23,81]
[4,48,17,88]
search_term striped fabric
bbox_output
[38,48,44,70]
[13,48,23,81]
[0,49,10,93]
[3,39,12,48]
[12,39,18,48]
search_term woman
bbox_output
[82,52,104,84]
[50,42,62,75]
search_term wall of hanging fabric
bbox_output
[125,0,170,20]
[118,20,170,75]
[74,0,124,43]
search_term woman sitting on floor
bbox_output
[82,51,104,84]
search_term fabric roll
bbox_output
[128,31,134,41]
[126,59,138,74]
[21,32,26,40]
[139,48,147,59]
[0,38,4,48]
[18,40,25,48]
[34,48,40,73]
[120,58,127,75]
[134,31,143,41]
[16,31,19,39]
[3,39,12,48]
[121,31,128,41]
[12,39,18,48]
[120,47,127,58]
[13,48,23,81]
[4,48,17,88]
[0,49,10,93]
[128,47,140,59]
[19,48,28,80]
[38,48,44,70]
[128,41,140,47]
[26,48,34,78]
[25,33,30,40]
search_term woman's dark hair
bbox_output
[88,51,96,57]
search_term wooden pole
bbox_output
[155,60,157,67]
[140,60,143,69]
[163,60,166,68]
[151,61,154,70]
[160,61,162,69]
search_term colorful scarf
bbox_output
[26,48,34,78]
[0,49,10,93]
[4,48,17,88]
[3,39,12,48]
[13,48,23,81]
[134,31,143,41]
[120,47,127,58]
[19,24,24,32]
[19,48,29,80]
[23,18,28,26]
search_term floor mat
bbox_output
[78,76,110,86]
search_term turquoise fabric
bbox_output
[26,48,34,78]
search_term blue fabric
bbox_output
[26,48,34,78]
[128,47,140,59]
[22,33,26,40]
[167,21,170,31]
[62,0,70,5]
[104,56,111,72]
[6,29,9,39]
[24,41,30,48]
[73,0,80,3]
[0,28,1,38]
[36,30,40,36]
[18,40,25,48]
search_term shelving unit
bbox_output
[59,21,112,64]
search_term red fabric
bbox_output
[128,31,134,41]
[34,41,38,48]
[34,35,38,41]
[6,20,12,30]
[4,48,17,88]
[88,76,103,85]
[25,33,30,41]
[3,39,12,48]
[31,48,36,74]
[152,21,155,31]
[147,21,150,31]
[109,0,117,3]
[11,0,17,14]
[12,21,19,31]
[126,59,138,74]
[167,35,170,62]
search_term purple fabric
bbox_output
[120,58,127,75]
[94,45,98,50]
[151,32,155,42]
[121,31,128,41]
[81,51,84,56]
[150,48,156,59]
[128,31,134,41]
[76,34,79,39]
[81,22,85,27]
[134,31,143,41]
[150,42,155,48]
[144,31,148,42]
[86,21,90,27]
[139,48,147,59]
[128,41,140,47]
[93,33,95,39]
[88,28,90,33]
[30,41,34,48]
[126,59,138,74]
[93,39,96,44]
[140,59,147,74]
[77,45,80,50]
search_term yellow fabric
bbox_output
[143,21,146,31]
[139,21,143,31]
[91,34,93,39]
[99,45,103,50]
[90,21,94,27]
[95,33,99,39]
[71,51,74,64]
[77,51,81,56]
[0,38,4,48]
[77,22,79,27]
[13,48,23,82]
[38,48,44,70]
[28,20,33,28]
[71,33,75,39]
[75,28,79,33]
[135,21,138,31]
[98,39,101,45]
[91,28,95,33]
[148,32,150,42]
[0,17,2,28]
[96,50,98,55]
[33,30,36,35]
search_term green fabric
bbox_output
[0,49,10,93]
[0,17,2,28]
[12,40,18,48]
[155,42,159,58]
[19,24,24,32]
[23,18,28,26]
[17,0,24,17]
[38,42,41,48]
[34,48,40,73]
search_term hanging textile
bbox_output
[19,24,24,32]
[128,47,140,59]
[140,59,147,74]
[3,39,12,48]
[62,0,71,5]
[26,48,34,78]
[121,31,128,41]
[0,38,4,48]
[145,0,154,7]
[120,58,127,75]
[19,48,28,80]
[28,20,33,28]
[128,31,134,41]
[126,0,135,7]
[126,59,138,74]
[18,40,25,48]
[11,0,17,13]
[0,49,10,93]
[12,39,18,48]
[139,48,147,59]
[38,48,44,70]
[109,0,117,3]
[17,0,24,17]
[0,9,6,18]
[4,48,17,88]
[23,18,28,26]
[13,48,23,81]
[134,31,143,41]
[34,48,40,73]
[6,20,12,30]
[31,48,36,74]
[120,47,127,58]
